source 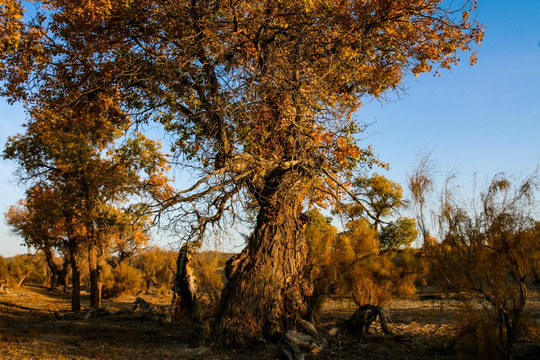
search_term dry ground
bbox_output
[1,285,539,359]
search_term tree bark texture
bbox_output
[88,239,104,309]
[167,242,198,321]
[43,244,69,291]
[213,196,311,346]
[59,249,70,292]
[68,238,81,311]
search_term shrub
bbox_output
[0,254,49,287]
[108,262,144,297]
[305,209,420,319]
[454,311,503,360]
[410,165,539,360]
[131,247,176,293]
[193,251,226,306]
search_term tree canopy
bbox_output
[1,0,483,344]
[1,0,483,222]
[3,86,172,309]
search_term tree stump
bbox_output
[167,242,198,322]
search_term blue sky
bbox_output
[1,0,539,256]
[360,0,540,188]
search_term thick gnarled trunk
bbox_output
[213,197,310,346]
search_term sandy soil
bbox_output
[1,285,539,359]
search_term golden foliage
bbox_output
[0,254,49,288]
[305,208,419,312]
[421,172,539,357]
[193,251,228,306]
[107,261,145,297]
[0,0,483,216]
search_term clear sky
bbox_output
[0,0,539,256]
[361,0,540,186]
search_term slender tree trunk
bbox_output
[68,238,81,311]
[501,312,522,360]
[58,250,70,293]
[42,243,69,291]
[167,242,198,322]
[43,244,61,290]
[88,239,103,309]
[212,195,310,346]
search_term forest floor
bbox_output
[1,284,540,359]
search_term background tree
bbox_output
[409,163,539,359]
[5,185,71,290]
[5,182,85,310]
[343,174,407,231]
[408,154,437,242]
[305,204,420,320]
[131,246,176,295]
[0,253,49,289]
[336,214,417,307]
[435,174,538,359]
[0,0,482,344]
[99,245,177,298]
[338,174,417,252]
[193,251,228,307]
[530,221,540,283]
[379,217,417,253]
[4,105,172,309]
[304,208,339,322]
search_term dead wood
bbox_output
[282,332,305,360]
[0,282,8,294]
[84,307,111,319]
[16,275,27,288]
[296,319,327,348]
[132,297,152,313]
[282,330,320,360]
[342,304,394,336]
[167,242,198,322]
[281,319,327,360]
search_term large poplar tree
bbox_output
[1,0,482,344]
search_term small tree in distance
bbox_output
[5,185,71,290]
[379,217,417,253]
[305,173,420,321]
[411,162,539,359]
[3,109,172,310]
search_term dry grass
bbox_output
[1,284,539,359]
